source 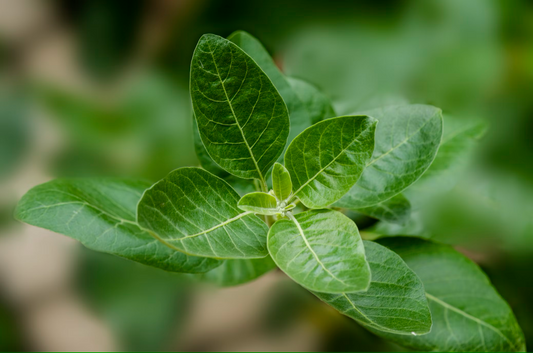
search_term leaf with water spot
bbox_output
[268,209,370,293]
[376,237,526,352]
[190,34,289,183]
[137,167,269,259]
[313,240,431,335]
[336,104,442,209]
[14,179,221,273]
[285,115,376,208]
[238,192,278,215]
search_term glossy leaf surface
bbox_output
[272,162,292,201]
[268,209,370,293]
[137,167,268,259]
[285,116,376,208]
[191,34,289,181]
[238,192,278,215]
[336,105,442,208]
[314,241,431,335]
[15,179,220,273]
[377,237,526,352]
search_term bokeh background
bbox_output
[1,0,532,351]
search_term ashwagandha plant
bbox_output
[15,31,526,352]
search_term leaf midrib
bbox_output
[205,39,266,186]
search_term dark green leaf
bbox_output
[137,167,269,259]
[376,237,526,352]
[14,178,220,273]
[272,162,292,201]
[191,34,290,183]
[356,193,411,224]
[192,115,228,177]
[238,192,278,215]
[287,77,336,124]
[336,105,442,208]
[314,241,431,335]
[268,209,370,293]
[285,116,376,208]
[192,256,277,287]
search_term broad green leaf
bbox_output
[228,31,312,144]
[137,167,269,259]
[285,116,376,208]
[356,193,411,224]
[405,116,488,202]
[272,162,292,201]
[314,241,431,335]
[268,209,370,293]
[287,77,336,124]
[14,179,220,273]
[192,115,228,177]
[190,34,290,182]
[336,105,443,209]
[238,192,278,215]
[376,237,526,352]
[192,256,277,287]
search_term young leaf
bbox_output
[287,77,336,124]
[137,167,269,259]
[356,193,411,224]
[268,209,370,293]
[272,162,292,201]
[190,34,290,183]
[228,30,313,144]
[313,241,431,335]
[285,115,376,208]
[336,105,443,209]
[191,256,277,287]
[238,192,278,215]
[376,237,526,352]
[14,179,220,273]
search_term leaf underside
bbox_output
[268,209,370,293]
[314,240,431,335]
[191,34,289,181]
[14,179,221,273]
[238,192,278,215]
[137,167,269,259]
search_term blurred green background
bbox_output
[0,0,532,351]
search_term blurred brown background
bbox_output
[1,0,533,351]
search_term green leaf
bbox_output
[192,256,277,287]
[286,77,336,124]
[14,179,220,273]
[228,30,313,144]
[405,116,488,202]
[376,237,526,352]
[313,241,431,335]
[190,34,290,183]
[192,115,228,177]
[268,209,370,293]
[272,162,292,201]
[285,116,376,208]
[238,192,278,215]
[336,105,443,209]
[137,167,269,259]
[356,193,411,224]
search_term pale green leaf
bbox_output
[287,76,336,124]
[228,30,313,144]
[285,116,376,208]
[137,167,269,259]
[238,192,278,215]
[14,179,220,273]
[356,193,411,224]
[192,256,277,287]
[376,237,526,352]
[336,105,443,209]
[268,209,370,293]
[272,162,292,201]
[191,34,289,182]
[314,240,431,335]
